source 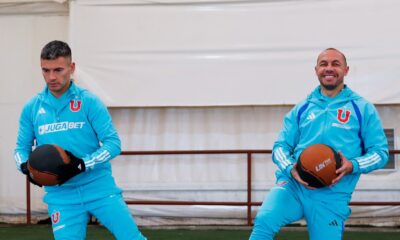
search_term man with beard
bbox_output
[249,48,388,240]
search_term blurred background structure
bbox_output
[1,0,399,226]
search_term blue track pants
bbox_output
[249,177,351,240]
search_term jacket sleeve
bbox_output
[350,103,389,174]
[14,102,35,172]
[83,95,121,170]
[272,104,302,177]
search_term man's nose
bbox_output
[48,71,57,80]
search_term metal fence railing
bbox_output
[25,149,400,225]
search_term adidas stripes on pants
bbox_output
[249,176,351,240]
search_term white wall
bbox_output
[0,5,68,216]
[70,0,400,106]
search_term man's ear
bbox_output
[344,66,349,76]
[70,62,76,74]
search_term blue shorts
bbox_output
[250,176,351,240]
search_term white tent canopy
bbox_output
[70,0,400,106]
[0,0,67,15]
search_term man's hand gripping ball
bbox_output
[23,144,85,186]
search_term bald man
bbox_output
[249,48,388,240]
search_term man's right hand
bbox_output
[291,163,316,190]
[20,162,42,187]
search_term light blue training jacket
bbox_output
[14,81,121,204]
[273,85,388,198]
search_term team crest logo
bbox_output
[70,100,82,112]
[337,109,351,123]
[51,211,60,224]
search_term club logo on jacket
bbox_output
[337,108,351,123]
[51,211,60,224]
[70,100,82,112]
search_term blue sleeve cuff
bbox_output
[284,164,294,177]
[350,159,360,174]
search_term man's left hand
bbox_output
[58,151,86,185]
[331,151,353,185]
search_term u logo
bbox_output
[51,211,60,224]
[337,109,351,123]
[70,100,81,112]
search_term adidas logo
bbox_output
[306,112,316,121]
[329,220,339,226]
[38,107,46,114]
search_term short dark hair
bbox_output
[323,47,347,66]
[40,40,72,60]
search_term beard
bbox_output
[319,78,343,91]
[321,83,338,90]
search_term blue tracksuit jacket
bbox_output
[273,85,388,197]
[14,81,121,204]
